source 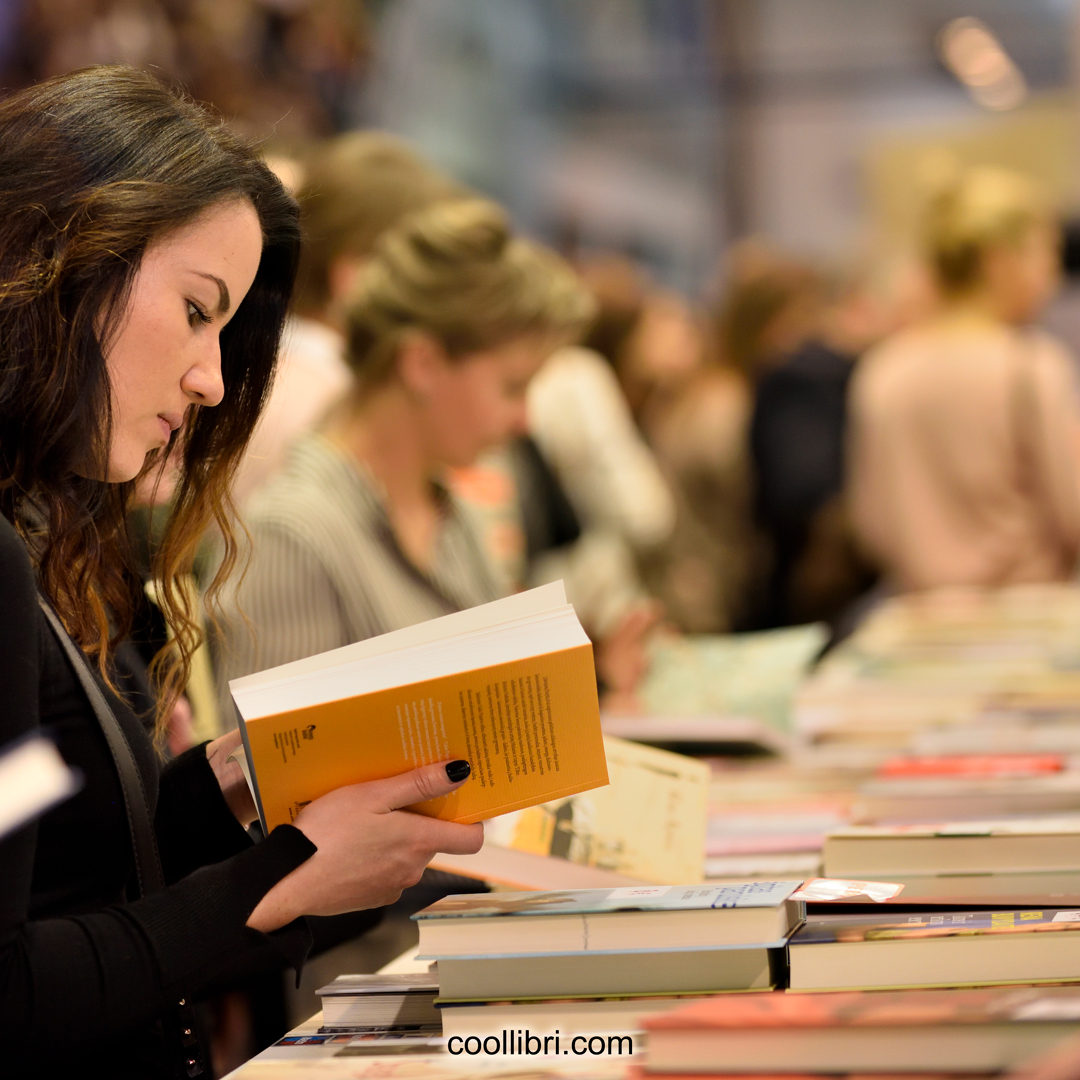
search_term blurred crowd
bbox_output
[11,1,1080,1073]
[199,133,1080,715]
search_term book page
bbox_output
[233,606,587,719]
[230,581,567,693]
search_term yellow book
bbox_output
[230,583,608,831]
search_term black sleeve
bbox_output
[0,519,317,1046]
[751,369,844,531]
[155,743,255,884]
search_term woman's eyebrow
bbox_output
[193,272,231,314]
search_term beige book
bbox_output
[824,817,1080,877]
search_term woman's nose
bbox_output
[181,341,225,407]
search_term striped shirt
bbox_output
[219,434,501,683]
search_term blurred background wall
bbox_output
[4,0,1078,294]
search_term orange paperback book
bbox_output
[230,583,608,831]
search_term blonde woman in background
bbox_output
[232,133,466,507]
[221,200,592,678]
[848,167,1080,591]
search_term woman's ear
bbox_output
[395,330,449,401]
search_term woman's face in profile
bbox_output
[983,218,1062,325]
[416,334,550,469]
[103,198,263,482]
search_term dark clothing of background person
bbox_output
[0,514,351,1079]
[510,435,582,566]
[750,339,874,627]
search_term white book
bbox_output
[0,735,79,839]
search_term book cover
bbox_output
[876,754,1066,779]
[791,908,1080,946]
[830,818,1080,840]
[643,984,1080,1031]
[482,736,709,884]
[231,586,609,831]
[316,974,438,998]
[414,881,803,922]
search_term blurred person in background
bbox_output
[636,243,823,634]
[221,199,592,677]
[6,0,369,139]
[232,131,466,506]
[751,255,932,628]
[526,255,675,641]
[714,240,823,385]
[849,166,1080,592]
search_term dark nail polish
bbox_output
[445,760,471,783]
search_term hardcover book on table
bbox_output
[641,984,1080,1074]
[824,816,1080,877]
[229,583,608,831]
[315,974,439,1032]
[788,907,1080,991]
[415,882,803,1003]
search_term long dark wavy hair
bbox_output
[0,66,300,734]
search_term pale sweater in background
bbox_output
[848,322,1080,591]
[527,345,675,634]
[231,316,352,509]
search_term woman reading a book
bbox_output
[0,67,483,1079]
[220,198,592,676]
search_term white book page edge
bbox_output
[229,580,567,693]
[233,605,588,719]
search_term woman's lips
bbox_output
[158,416,173,443]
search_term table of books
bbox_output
[223,947,632,1079]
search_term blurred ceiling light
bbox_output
[938,16,1027,111]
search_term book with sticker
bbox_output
[229,582,608,832]
[789,907,1080,991]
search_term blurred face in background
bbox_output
[980,218,1061,325]
[618,292,705,414]
[398,331,550,469]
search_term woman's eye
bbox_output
[187,300,212,327]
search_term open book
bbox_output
[230,583,608,832]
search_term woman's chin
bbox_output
[105,450,156,484]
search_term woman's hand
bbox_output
[246,760,483,933]
[206,729,258,827]
[595,600,664,705]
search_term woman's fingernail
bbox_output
[445,760,471,783]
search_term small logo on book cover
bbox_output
[302,725,316,740]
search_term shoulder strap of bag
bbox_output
[37,596,207,1077]
[37,596,165,895]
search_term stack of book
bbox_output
[413,882,805,1039]
[822,816,1080,905]
[639,985,1080,1075]
[314,974,439,1035]
[853,753,1080,823]
[788,907,1080,992]
[794,585,1080,752]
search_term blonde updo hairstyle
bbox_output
[345,199,594,387]
[925,166,1049,296]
